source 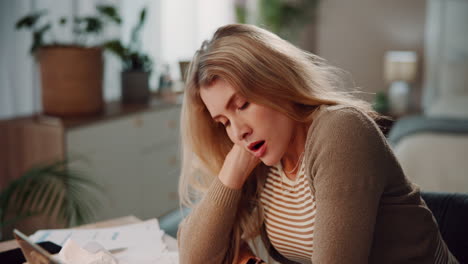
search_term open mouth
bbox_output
[249,140,265,151]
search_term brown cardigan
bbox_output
[178,105,458,264]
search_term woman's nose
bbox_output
[232,120,252,141]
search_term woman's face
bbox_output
[200,79,297,166]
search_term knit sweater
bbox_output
[177,105,457,264]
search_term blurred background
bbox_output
[0,0,467,241]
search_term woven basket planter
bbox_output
[38,46,104,116]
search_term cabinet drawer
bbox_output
[138,107,181,149]
[66,116,138,155]
[139,142,181,219]
[66,145,140,221]
[64,105,182,221]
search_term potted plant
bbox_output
[104,7,153,104]
[373,91,390,115]
[235,0,320,45]
[0,159,102,240]
[15,5,121,117]
[260,0,320,44]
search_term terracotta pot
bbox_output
[38,46,104,116]
[121,71,150,104]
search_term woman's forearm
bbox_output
[178,177,243,263]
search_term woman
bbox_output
[177,24,457,264]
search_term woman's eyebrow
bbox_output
[212,93,239,120]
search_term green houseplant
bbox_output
[259,0,320,43]
[235,0,320,44]
[373,91,390,115]
[15,5,121,117]
[104,7,153,104]
[0,159,102,240]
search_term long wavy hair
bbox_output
[179,24,378,263]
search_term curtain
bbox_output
[0,0,37,119]
[423,0,468,114]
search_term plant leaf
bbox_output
[15,10,47,29]
[30,23,51,54]
[83,17,103,34]
[0,159,103,228]
[59,17,67,25]
[129,7,147,51]
[139,8,147,26]
[96,5,121,24]
[103,39,128,61]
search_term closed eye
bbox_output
[219,101,249,127]
[239,102,249,110]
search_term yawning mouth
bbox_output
[249,140,265,151]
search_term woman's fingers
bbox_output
[218,144,260,189]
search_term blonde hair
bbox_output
[178,24,378,263]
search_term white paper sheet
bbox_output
[29,218,178,264]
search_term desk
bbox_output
[0,215,178,253]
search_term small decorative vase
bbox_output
[121,71,150,104]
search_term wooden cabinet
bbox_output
[1,98,182,226]
[67,106,181,221]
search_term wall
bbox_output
[160,0,235,81]
[313,0,427,106]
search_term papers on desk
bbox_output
[29,219,178,264]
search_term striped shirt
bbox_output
[260,159,316,264]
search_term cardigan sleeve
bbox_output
[177,176,243,264]
[307,107,391,264]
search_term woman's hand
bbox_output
[218,144,260,189]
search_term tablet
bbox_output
[13,229,66,264]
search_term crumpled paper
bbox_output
[58,239,118,264]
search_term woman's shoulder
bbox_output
[304,104,395,192]
[308,104,380,138]
[303,104,389,165]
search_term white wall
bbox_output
[0,0,37,119]
[159,0,235,81]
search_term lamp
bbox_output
[384,51,418,116]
